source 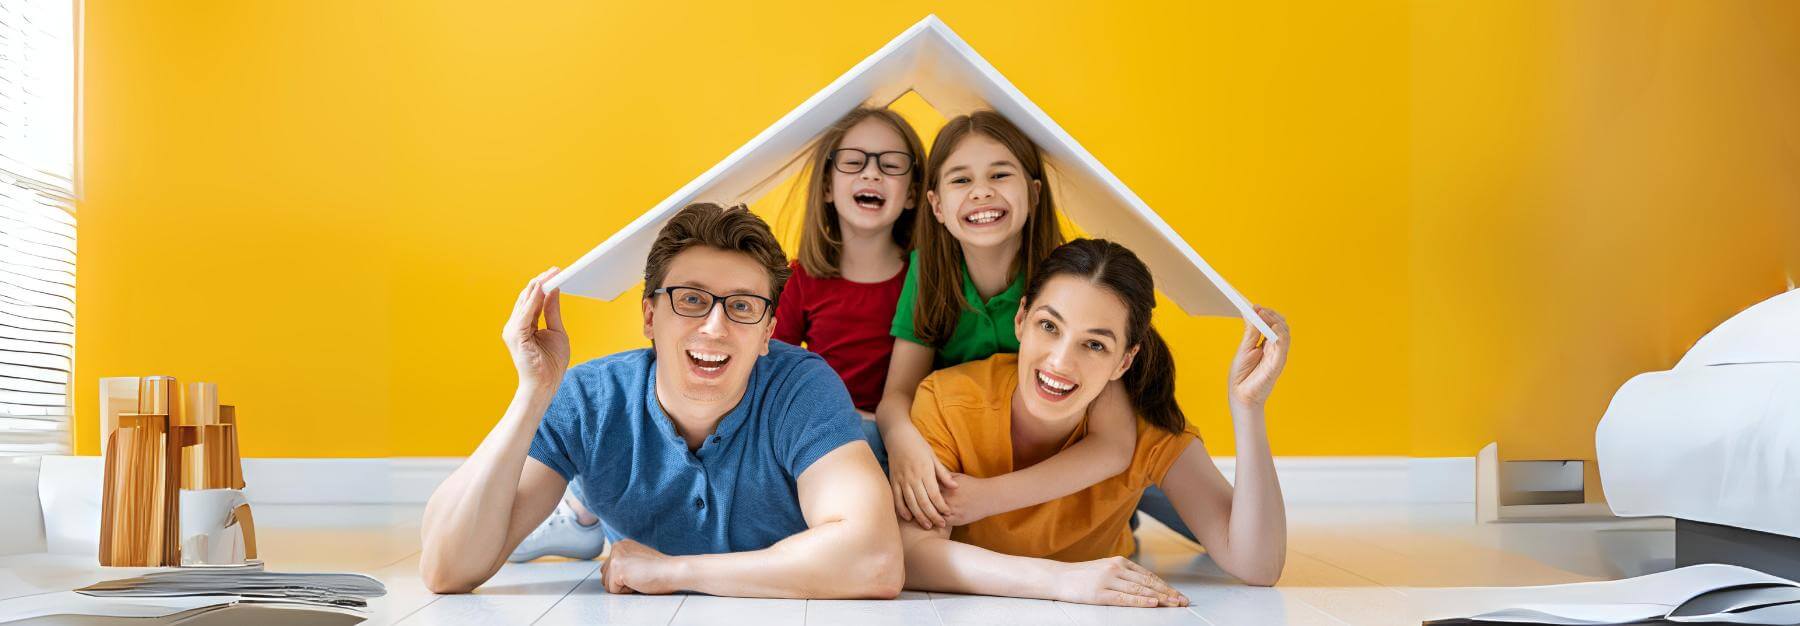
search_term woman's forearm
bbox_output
[1223,406,1286,585]
[420,385,555,591]
[899,526,1063,600]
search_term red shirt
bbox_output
[772,259,906,412]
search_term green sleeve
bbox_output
[890,251,926,346]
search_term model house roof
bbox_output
[545,15,1272,338]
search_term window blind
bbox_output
[0,0,75,456]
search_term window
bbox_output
[0,0,76,455]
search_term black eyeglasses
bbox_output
[652,286,775,325]
[829,149,913,176]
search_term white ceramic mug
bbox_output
[178,488,257,565]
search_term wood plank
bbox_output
[532,573,685,626]
[805,591,941,625]
[927,592,1074,625]
[670,595,805,626]
[397,560,596,625]
[1056,601,1208,626]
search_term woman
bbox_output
[899,238,1291,607]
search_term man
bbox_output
[420,202,901,598]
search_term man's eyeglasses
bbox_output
[829,149,913,177]
[652,286,774,325]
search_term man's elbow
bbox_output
[851,542,905,599]
[420,562,480,595]
[834,525,904,599]
[418,541,489,595]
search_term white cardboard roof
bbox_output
[545,15,1273,339]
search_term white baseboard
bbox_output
[237,456,1475,505]
[241,458,463,505]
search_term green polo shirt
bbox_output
[890,250,1024,368]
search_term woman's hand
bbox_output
[1053,556,1189,607]
[885,426,958,530]
[1229,306,1290,414]
[504,267,571,395]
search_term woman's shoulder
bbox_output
[922,354,1016,406]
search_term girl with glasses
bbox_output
[772,107,929,470]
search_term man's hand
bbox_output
[601,539,681,595]
[1052,556,1189,608]
[504,267,571,394]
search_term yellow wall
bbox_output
[1411,1,1798,482]
[76,1,1790,459]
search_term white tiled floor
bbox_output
[0,502,1676,625]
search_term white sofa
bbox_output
[1596,288,1800,576]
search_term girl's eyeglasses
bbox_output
[829,149,913,176]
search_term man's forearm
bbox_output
[420,386,555,591]
[663,517,902,599]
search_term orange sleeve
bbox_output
[908,374,963,474]
[1138,424,1204,490]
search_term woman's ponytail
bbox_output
[1121,327,1185,434]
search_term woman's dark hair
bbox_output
[1023,238,1185,434]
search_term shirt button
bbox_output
[694,496,705,510]
[711,436,721,444]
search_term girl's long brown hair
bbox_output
[912,110,1065,346]
[794,107,927,278]
[1025,239,1186,434]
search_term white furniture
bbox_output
[0,456,45,557]
[1597,288,1800,576]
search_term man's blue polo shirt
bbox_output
[527,340,863,556]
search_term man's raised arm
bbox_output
[420,267,571,593]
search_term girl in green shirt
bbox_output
[873,111,1142,533]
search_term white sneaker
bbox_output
[508,499,607,562]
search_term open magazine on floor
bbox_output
[0,563,385,626]
[1422,564,1800,625]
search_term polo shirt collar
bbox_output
[959,261,1025,311]
[645,352,755,451]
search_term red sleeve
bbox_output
[772,262,808,347]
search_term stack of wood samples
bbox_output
[98,377,249,566]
